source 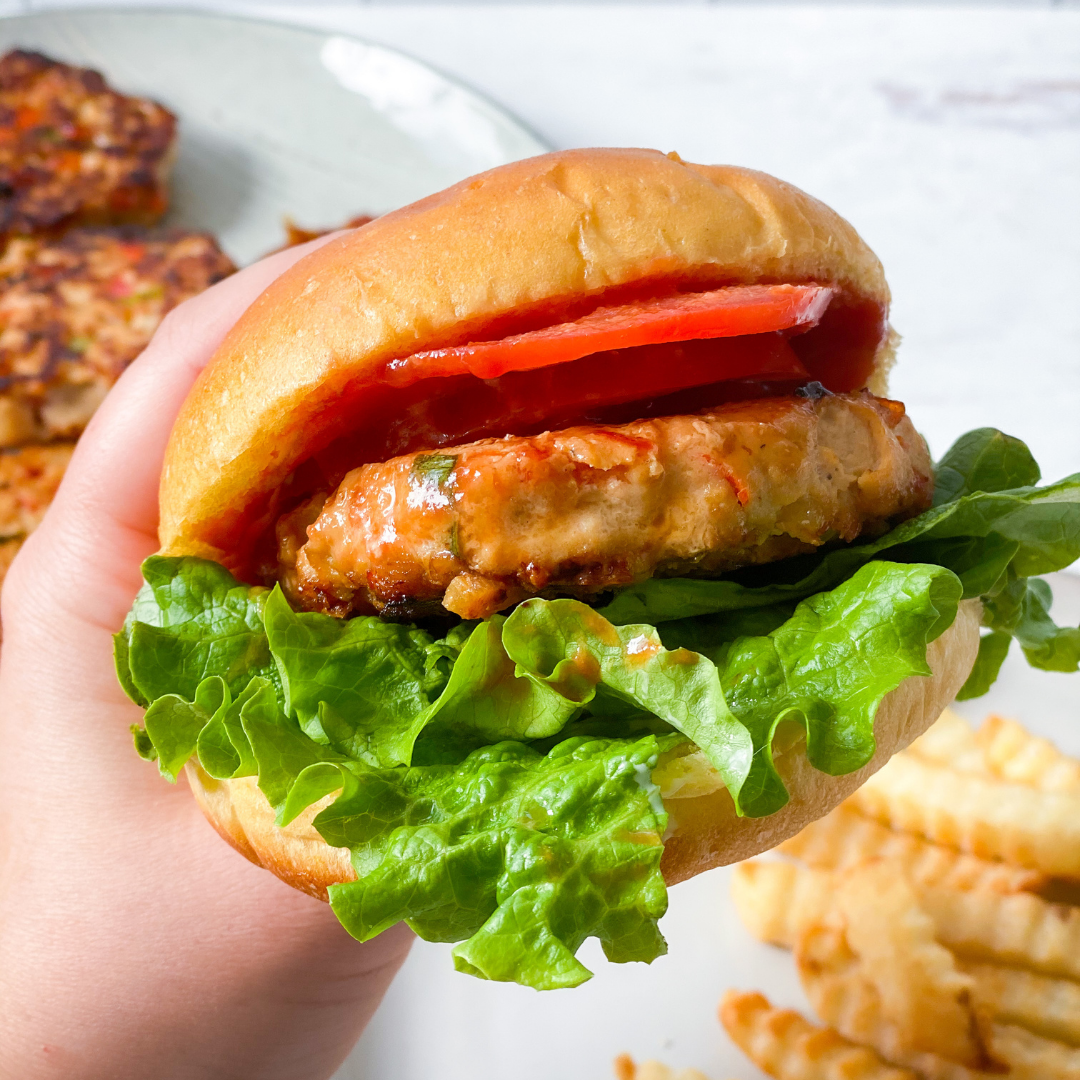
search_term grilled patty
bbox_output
[0,440,73,593]
[278,391,933,621]
[0,439,72,539]
[0,227,235,447]
[0,49,176,240]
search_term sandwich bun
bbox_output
[158,147,979,902]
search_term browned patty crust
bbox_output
[0,49,176,240]
[0,227,235,447]
[278,391,933,621]
[0,440,72,540]
[0,440,73,595]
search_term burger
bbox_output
[117,149,1080,990]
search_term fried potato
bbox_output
[848,752,1080,877]
[796,926,1080,1079]
[920,884,1080,982]
[612,1055,712,1080]
[961,960,1080,1046]
[983,1023,1080,1079]
[976,715,1080,794]
[794,924,999,1080]
[730,861,832,948]
[733,861,1080,980]
[733,715,1080,1079]
[906,709,988,775]
[778,805,1044,894]
[904,709,1080,796]
[834,863,985,1066]
[718,990,918,1080]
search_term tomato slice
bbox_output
[388,283,834,385]
[313,332,811,490]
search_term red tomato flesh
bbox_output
[312,332,811,489]
[387,283,834,385]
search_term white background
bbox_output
[3,4,1077,1077]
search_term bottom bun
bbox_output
[186,598,982,900]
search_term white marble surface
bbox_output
[3,5,1077,1077]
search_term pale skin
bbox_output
[0,238,413,1080]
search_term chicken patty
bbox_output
[0,49,176,240]
[278,391,933,621]
[0,227,235,447]
[0,440,73,596]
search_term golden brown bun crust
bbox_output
[658,597,981,883]
[185,599,980,902]
[159,148,891,564]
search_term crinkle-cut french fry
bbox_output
[920,884,1080,981]
[984,1023,1080,1079]
[779,806,1044,894]
[795,924,1005,1080]
[962,960,1080,1047]
[835,863,985,1066]
[907,709,988,774]
[911,709,1080,796]
[848,753,1080,876]
[730,862,832,948]
[976,715,1080,793]
[796,933,1080,1080]
[733,861,1080,982]
[718,990,917,1080]
[612,1056,712,1080]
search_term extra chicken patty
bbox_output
[0,49,176,240]
[0,439,72,541]
[0,440,73,598]
[279,390,933,621]
[0,227,235,447]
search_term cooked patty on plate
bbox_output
[0,440,73,592]
[0,49,176,240]
[0,227,235,447]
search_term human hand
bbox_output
[0,240,413,1080]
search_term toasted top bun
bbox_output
[186,599,980,899]
[159,148,894,567]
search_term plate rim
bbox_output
[0,3,553,161]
